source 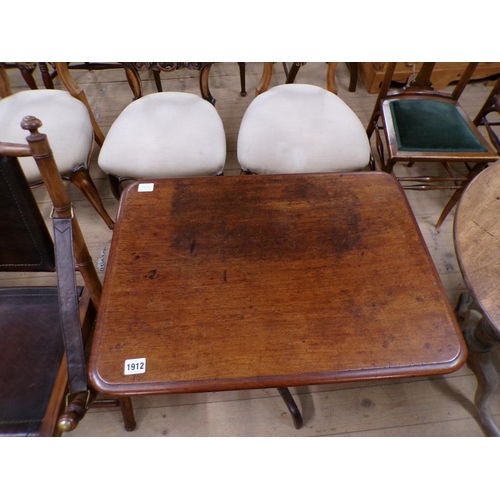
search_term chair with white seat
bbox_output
[236,63,371,429]
[237,63,372,175]
[0,66,114,229]
[55,64,227,199]
[98,92,227,198]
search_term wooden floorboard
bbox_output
[68,367,500,437]
[3,62,500,437]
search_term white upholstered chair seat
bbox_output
[0,89,93,182]
[237,84,371,174]
[98,92,226,179]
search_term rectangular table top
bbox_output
[89,172,466,396]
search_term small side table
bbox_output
[454,160,500,437]
[88,172,466,434]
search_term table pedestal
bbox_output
[456,293,500,436]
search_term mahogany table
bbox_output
[454,161,500,437]
[89,172,466,431]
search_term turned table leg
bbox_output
[457,293,500,436]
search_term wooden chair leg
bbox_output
[277,387,304,429]
[70,166,115,229]
[436,188,463,229]
[346,62,358,92]
[384,159,397,175]
[285,63,301,84]
[38,63,55,89]
[153,69,163,92]
[238,62,247,96]
[18,64,39,89]
[108,174,123,201]
[435,163,487,229]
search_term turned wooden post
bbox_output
[21,116,102,310]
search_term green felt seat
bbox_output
[389,99,488,153]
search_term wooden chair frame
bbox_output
[1,62,143,100]
[0,117,136,435]
[255,62,339,96]
[366,62,499,228]
[0,64,115,229]
[473,76,500,154]
[242,62,375,177]
[55,62,227,201]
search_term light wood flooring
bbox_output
[4,62,500,437]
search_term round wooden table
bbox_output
[454,160,500,437]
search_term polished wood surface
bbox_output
[90,172,465,400]
[4,62,498,436]
[455,162,500,324]
[454,162,500,436]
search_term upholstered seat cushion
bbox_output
[237,84,371,174]
[98,92,226,178]
[389,99,488,152]
[0,90,93,182]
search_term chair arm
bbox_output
[57,390,95,433]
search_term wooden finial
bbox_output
[20,115,43,135]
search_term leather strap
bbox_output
[52,217,88,395]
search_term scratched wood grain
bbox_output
[3,62,499,436]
